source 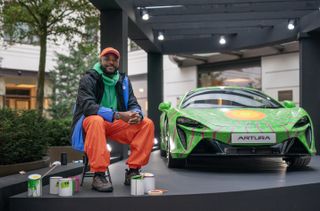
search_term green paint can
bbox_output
[28,174,42,197]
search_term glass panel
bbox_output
[16,100,30,110]
[182,89,282,109]
[199,65,261,90]
[278,90,293,101]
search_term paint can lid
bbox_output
[131,175,143,180]
[148,190,163,196]
[28,174,41,180]
[50,176,63,179]
[142,172,154,177]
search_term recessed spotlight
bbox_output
[219,35,226,45]
[141,9,149,21]
[287,19,295,30]
[158,32,164,41]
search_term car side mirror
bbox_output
[159,102,171,111]
[283,100,296,108]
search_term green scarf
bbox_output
[93,62,119,110]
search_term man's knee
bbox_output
[83,115,104,127]
[142,117,154,129]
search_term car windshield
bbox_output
[181,89,283,109]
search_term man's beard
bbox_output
[100,64,118,76]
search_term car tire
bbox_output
[284,156,311,169]
[167,151,186,168]
[160,149,166,157]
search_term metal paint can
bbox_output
[49,176,62,194]
[27,174,42,197]
[73,176,80,193]
[68,176,80,193]
[142,173,155,193]
[58,178,73,197]
[131,175,144,196]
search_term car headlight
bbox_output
[293,116,310,128]
[176,117,205,128]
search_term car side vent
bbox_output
[287,138,309,154]
[190,139,223,155]
[177,126,188,150]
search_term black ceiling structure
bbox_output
[90,0,320,154]
[91,0,320,54]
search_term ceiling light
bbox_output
[219,35,226,45]
[138,5,183,10]
[141,9,149,21]
[287,19,295,30]
[158,32,164,41]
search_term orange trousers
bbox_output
[83,115,154,172]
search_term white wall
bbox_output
[163,56,197,107]
[0,42,67,72]
[128,50,147,75]
[261,52,300,105]
[127,50,197,108]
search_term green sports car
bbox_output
[159,86,316,168]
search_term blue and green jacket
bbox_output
[71,69,143,151]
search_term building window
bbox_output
[5,88,31,110]
[198,59,261,90]
[278,90,293,101]
[3,22,39,45]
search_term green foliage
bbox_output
[0,109,48,165]
[45,118,72,147]
[1,0,99,44]
[0,0,99,114]
[0,109,73,164]
[49,42,98,119]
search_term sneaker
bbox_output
[124,168,141,186]
[92,172,113,192]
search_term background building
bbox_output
[0,39,300,113]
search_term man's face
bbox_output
[100,53,119,74]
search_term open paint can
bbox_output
[28,174,42,197]
[58,178,73,197]
[142,173,155,193]
[131,175,144,196]
[49,176,62,194]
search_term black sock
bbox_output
[94,172,105,176]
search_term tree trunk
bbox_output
[36,33,47,116]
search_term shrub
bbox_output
[44,118,72,146]
[0,109,48,165]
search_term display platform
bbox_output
[10,151,320,211]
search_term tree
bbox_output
[1,0,98,115]
[49,42,98,119]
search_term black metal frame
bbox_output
[80,154,112,187]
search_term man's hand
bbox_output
[128,112,142,125]
[117,111,141,124]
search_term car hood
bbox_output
[179,108,302,129]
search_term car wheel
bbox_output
[284,156,311,169]
[160,149,166,157]
[167,150,186,168]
